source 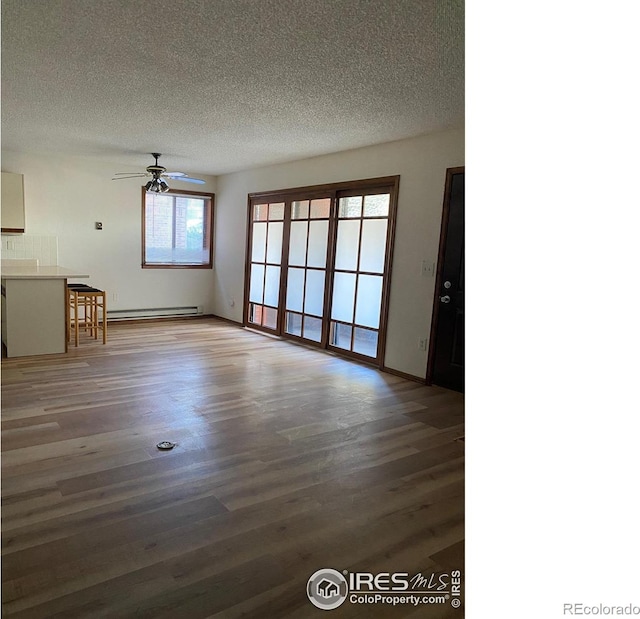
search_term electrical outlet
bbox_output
[112,293,118,302]
[418,338,428,351]
[229,298,235,307]
[421,260,435,276]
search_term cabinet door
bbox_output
[1,172,25,232]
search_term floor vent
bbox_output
[107,306,200,321]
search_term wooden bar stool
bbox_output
[67,284,107,346]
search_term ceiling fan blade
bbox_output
[163,172,186,178]
[112,175,149,180]
[174,177,206,184]
[112,173,148,178]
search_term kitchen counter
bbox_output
[1,265,89,279]
[1,266,90,357]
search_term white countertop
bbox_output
[1,266,90,279]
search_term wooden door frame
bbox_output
[426,166,465,385]
[243,176,400,368]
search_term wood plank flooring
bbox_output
[1,318,464,618]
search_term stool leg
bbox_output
[74,292,79,347]
[93,296,99,340]
[102,293,107,344]
[67,290,71,343]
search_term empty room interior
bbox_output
[1,1,465,617]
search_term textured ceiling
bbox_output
[1,0,464,176]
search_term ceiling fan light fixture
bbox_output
[145,177,170,193]
[114,153,205,190]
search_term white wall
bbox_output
[213,128,464,378]
[1,152,217,314]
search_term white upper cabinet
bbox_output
[1,172,26,232]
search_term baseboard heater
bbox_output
[107,306,201,321]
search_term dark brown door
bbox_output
[427,167,464,392]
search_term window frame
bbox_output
[141,187,215,269]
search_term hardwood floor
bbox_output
[1,318,464,618]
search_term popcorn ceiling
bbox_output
[1,0,464,176]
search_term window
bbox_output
[245,177,399,367]
[142,188,214,268]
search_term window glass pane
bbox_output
[335,220,360,271]
[353,327,378,358]
[286,312,302,336]
[262,306,278,329]
[355,274,383,329]
[307,220,328,268]
[268,202,285,220]
[249,264,264,303]
[144,194,209,265]
[264,265,280,307]
[249,303,263,324]
[338,196,362,218]
[253,204,268,221]
[359,219,387,273]
[304,269,325,317]
[286,267,305,312]
[251,222,267,262]
[266,222,283,264]
[363,194,390,217]
[144,192,212,267]
[292,200,309,219]
[288,221,308,267]
[145,196,173,262]
[310,198,331,218]
[331,272,356,322]
[303,316,322,342]
[331,322,352,350]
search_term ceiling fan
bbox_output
[112,153,205,193]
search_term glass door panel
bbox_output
[251,222,267,262]
[360,220,388,273]
[264,265,281,306]
[289,221,308,266]
[266,222,283,263]
[331,272,356,323]
[307,221,328,268]
[249,264,265,303]
[304,270,325,316]
[335,220,360,270]
[285,267,305,313]
[354,274,383,328]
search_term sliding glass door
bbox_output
[244,177,398,367]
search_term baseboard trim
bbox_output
[381,365,426,384]
[209,313,244,326]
